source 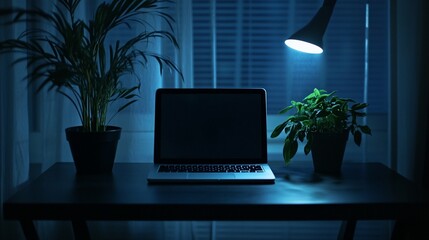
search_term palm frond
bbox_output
[0,0,182,132]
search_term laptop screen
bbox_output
[154,88,267,164]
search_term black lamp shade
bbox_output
[285,0,337,54]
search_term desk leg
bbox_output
[20,220,39,240]
[338,220,357,240]
[72,220,91,240]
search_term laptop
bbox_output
[147,88,275,183]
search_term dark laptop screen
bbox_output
[154,88,267,164]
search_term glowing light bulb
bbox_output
[285,39,323,54]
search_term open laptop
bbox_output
[147,88,275,183]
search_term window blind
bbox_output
[192,0,388,114]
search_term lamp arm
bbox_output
[311,0,337,37]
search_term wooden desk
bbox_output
[3,162,428,240]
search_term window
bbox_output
[193,0,388,114]
[192,0,389,162]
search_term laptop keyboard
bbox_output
[158,164,264,173]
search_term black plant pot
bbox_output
[65,126,121,175]
[311,131,349,175]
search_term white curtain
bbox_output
[0,0,76,238]
[1,0,30,238]
[0,0,193,239]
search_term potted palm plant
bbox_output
[0,0,182,174]
[271,88,371,174]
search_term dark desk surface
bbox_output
[3,161,428,221]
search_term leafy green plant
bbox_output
[0,0,182,132]
[270,88,371,164]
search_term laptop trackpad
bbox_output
[186,173,236,180]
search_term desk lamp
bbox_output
[285,0,337,54]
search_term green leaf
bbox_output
[283,138,298,165]
[279,105,293,114]
[284,125,291,135]
[282,139,292,165]
[290,140,298,159]
[314,88,320,96]
[117,99,138,113]
[303,91,316,101]
[270,122,287,138]
[354,130,362,146]
[304,141,311,155]
[351,103,368,110]
[298,130,305,142]
[359,125,372,135]
[319,89,328,94]
[315,94,329,104]
[124,93,139,99]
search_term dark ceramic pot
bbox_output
[311,130,349,175]
[65,126,121,175]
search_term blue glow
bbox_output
[284,39,323,54]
